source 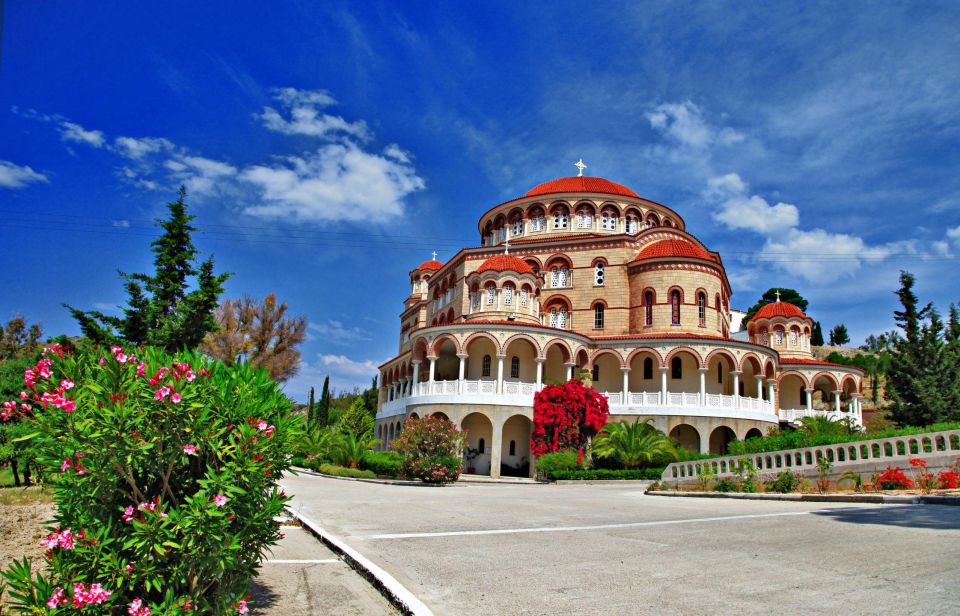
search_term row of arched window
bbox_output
[481,203,679,245]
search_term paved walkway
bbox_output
[252,526,396,615]
[281,472,960,616]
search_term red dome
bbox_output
[524,176,640,199]
[476,254,535,275]
[634,239,713,262]
[752,301,808,321]
[416,260,443,271]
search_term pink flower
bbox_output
[154,386,171,401]
[136,362,146,377]
[47,588,66,608]
[213,493,228,507]
[127,597,150,616]
[59,379,74,391]
[237,599,249,614]
[125,563,135,572]
[122,506,135,522]
[185,370,196,382]
[183,443,198,455]
[256,419,268,431]
[61,399,77,413]
[19,391,28,400]
[111,346,122,355]
[86,583,111,604]
[116,352,128,363]
[128,597,151,615]
[99,357,107,366]
[60,458,72,472]
[171,392,183,404]
[41,528,74,550]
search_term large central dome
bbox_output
[524,176,640,199]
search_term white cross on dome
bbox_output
[574,159,587,176]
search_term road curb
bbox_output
[288,507,434,616]
[647,490,960,505]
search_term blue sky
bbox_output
[3,2,960,400]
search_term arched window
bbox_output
[478,438,485,454]
[482,355,492,377]
[549,308,558,328]
[626,215,638,234]
[557,308,567,328]
[601,210,617,230]
[761,330,769,345]
[775,328,784,345]
[594,262,605,286]
[511,218,523,237]
[531,211,545,232]
[671,290,681,325]
[577,208,593,229]
[520,288,528,307]
[553,206,568,229]
[645,291,654,326]
[671,356,682,379]
[498,226,507,242]
[486,285,495,305]
[594,304,605,329]
[697,293,706,327]
[643,357,653,380]
[509,440,516,456]
[592,364,600,381]
[510,356,520,379]
[790,329,798,347]
[503,284,514,306]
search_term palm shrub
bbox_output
[329,432,380,469]
[592,419,678,469]
[0,343,296,614]
[392,416,465,484]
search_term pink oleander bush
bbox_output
[1,344,297,614]
[392,416,466,484]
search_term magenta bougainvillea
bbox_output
[530,379,609,456]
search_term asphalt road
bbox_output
[280,474,960,616]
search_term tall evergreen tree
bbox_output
[811,321,825,346]
[318,376,331,427]
[886,271,960,426]
[66,187,230,352]
[307,386,316,428]
[828,324,850,346]
[361,375,379,414]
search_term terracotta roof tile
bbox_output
[524,176,640,199]
[752,302,808,321]
[634,239,714,262]
[415,260,444,271]
[476,254,535,275]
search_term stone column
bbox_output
[767,379,776,409]
[401,378,408,398]
[497,356,505,394]
[698,368,708,406]
[566,363,574,381]
[490,419,503,479]
[457,355,467,394]
[411,361,420,392]
[429,358,436,382]
[535,359,544,390]
[660,367,668,405]
[805,388,814,413]
[622,367,630,401]
[833,390,842,414]
[755,375,764,400]
[730,370,741,408]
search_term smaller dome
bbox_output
[752,302,808,321]
[476,254,535,275]
[634,239,713,262]
[416,260,443,271]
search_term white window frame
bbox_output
[486,286,495,305]
[504,285,514,306]
[594,262,605,286]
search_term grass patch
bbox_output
[0,485,54,506]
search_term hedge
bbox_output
[547,468,664,481]
[317,464,376,479]
[729,421,960,455]
[360,450,402,477]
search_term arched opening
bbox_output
[501,415,532,477]
[778,374,808,411]
[503,337,538,384]
[433,337,459,382]
[465,335,499,381]
[812,374,840,412]
[744,427,763,440]
[592,352,622,395]
[670,424,701,453]
[709,426,737,455]
[740,356,763,398]
[706,352,736,395]
[431,412,450,421]
[543,341,571,384]
[667,350,700,394]
[462,413,493,475]
[628,350,660,394]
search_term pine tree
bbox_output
[361,375,379,414]
[885,271,960,426]
[307,386,316,428]
[66,187,230,352]
[318,376,331,427]
[828,324,850,346]
[811,321,825,346]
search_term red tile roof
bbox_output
[634,239,714,262]
[524,176,640,199]
[780,357,864,373]
[476,254,535,275]
[752,301,808,321]
[416,260,444,271]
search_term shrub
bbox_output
[531,380,609,456]
[937,470,959,489]
[392,416,465,484]
[361,450,402,478]
[875,466,912,490]
[547,468,664,481]
[592,419,677,469]
[317,464,376,479]
[909,458,937,494]
[766,471,800,493]
[713,478,738,492]
[729,421,960,455]
[535,450,582,478]
[1,344,295,614]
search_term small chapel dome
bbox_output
[476,254,535,275]
[633,239,714,262]
[415,259,444,271]
[752,301,808,321]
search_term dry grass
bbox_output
[0,485,54,507]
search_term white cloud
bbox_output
[60,121,105,148]
[319,354,381,378]
[0,161,48,189]
[759,228,897,283]
[241,142,424,223]
[308,320,372,344]
[947,225,960,245]
[282,352,384,402]
[114,136,174,159]
[258,87,371,140]
[706,173,799,234]
[646,101,744,149]
[165,155,239,196]
[111,219,130,228]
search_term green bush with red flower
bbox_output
[391,416,466,484]
[1,343,297,614]
[875,465,913,490]
[530,379,609,457]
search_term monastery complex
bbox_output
[376,168,864,478]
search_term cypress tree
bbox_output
[318,376,330,427]
[307,386,315,428]
[811,321,824,346]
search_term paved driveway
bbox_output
[281,474,960,616]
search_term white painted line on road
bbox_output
[365,509,859,540]
[265,559,340,564]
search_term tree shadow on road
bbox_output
[812,505,960,530]
[247,578,280,612]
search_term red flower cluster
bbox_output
[530,379,609,456]
[876,466,913,490]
